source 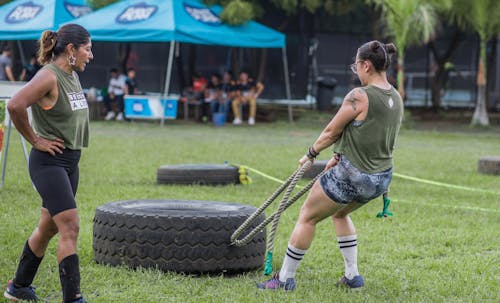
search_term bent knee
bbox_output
[58,221,80,239]
[298,206,323,225]
[35,225,59,240]
[46,225,59,238]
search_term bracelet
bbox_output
[333,153,341,161]
[307,146,319,159]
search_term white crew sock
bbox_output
[337,234,359,280]
[278,243,307,282]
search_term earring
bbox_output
[68,54,76,66]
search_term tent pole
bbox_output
[17,40,26,67]
[161,41,176,127]
[282,46,293,123]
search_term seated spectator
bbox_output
[104,67,127,121]
[181,72,207,120]
[232,71,264,125]
[19,54,42,82]
[212,71,236,118]
[181,72,207,102]
[125,67,140,95]
[201,73,222,123]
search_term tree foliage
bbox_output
[367,0,439,97]
[204,0,354,24]
[444,0,500,125]
[88,0,119,10]
[446,0,500,41]
[368,0,438,50]
[217,0,257,25]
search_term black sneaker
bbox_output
[4,280,39,302]
[336,275,365,289]
[256,273,296,291]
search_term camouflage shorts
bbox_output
[319,155,392,204]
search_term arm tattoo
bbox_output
[345,88,362,111]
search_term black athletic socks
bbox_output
[59,254,82,303]
[13,240,43,288]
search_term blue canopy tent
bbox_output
[0,0,92,65]
[0,0,92,40]
[70,0,293,123]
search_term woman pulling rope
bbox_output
[257,40,403,291]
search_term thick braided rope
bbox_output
[265,161,311,253]
[230,161,324,247]
[230,168,297,246]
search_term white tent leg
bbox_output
[282,46,293,123]
[161,41,176,127]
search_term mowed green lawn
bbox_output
[0,114,498,303]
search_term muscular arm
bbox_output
[311,88,368,153]
[7,69,59,147]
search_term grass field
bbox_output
[0,113,499,303]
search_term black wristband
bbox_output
[307,146,319,159]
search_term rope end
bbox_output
[377,194,393,218]
[263,251,273,276]
[238,165,253,185]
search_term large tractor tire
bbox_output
[157,164,239,185]
[93,200,266,274]
[478,156,500,175]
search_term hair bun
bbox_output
[384,43,397,54]
[369,41,380,52]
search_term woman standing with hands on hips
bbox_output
[258,41,403,291]
[4,24,92,303]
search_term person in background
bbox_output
[4,23,92,303]
[231,71,264,126]
[103,67,126,121]
[212,70,235,119]
[257,41,403,291]
[125,67,140,95]
[20,54,42,82]
[181,72,207,102]
[0,46,15,82]
[202,73,221,123]
[180,72,207,121]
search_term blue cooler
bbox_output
[212,112,226,127]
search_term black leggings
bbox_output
[103,94,124,113]
[29,148,81,216]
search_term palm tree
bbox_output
[367,0,438,99]
[446,0,500,126]
[88,0,119,9]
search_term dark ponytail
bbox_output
[358,40,397,72]
[37,31,57,65]
[37,24,90,65]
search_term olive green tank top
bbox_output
[334,85,403,173]
[31,64,89,150]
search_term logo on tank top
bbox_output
[5,2,43,24]
[64,1,93,18]
[184,3,221,26]
[116,3,158,23]
[388,97,394,108]
[67,92,88,111]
